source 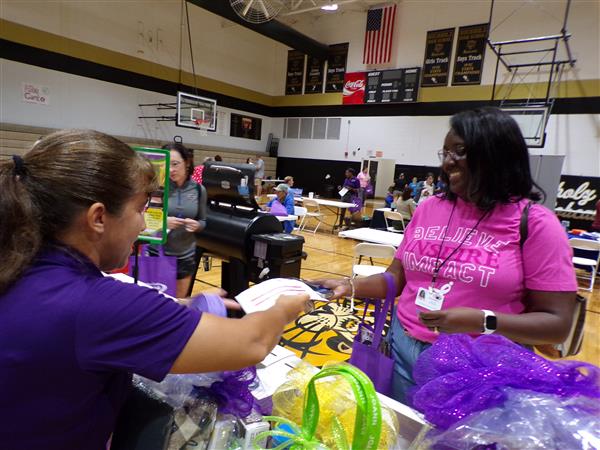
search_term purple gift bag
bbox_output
[128,245,177,297]
[349,272,396,396]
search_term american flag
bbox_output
[363,4,397,65]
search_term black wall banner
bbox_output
[364,67,420,103]
[325,43,349,93]
[285,50,305,95]
[421,28,454,87]
[304,56,325,94]
[230,113,262,140]
[555,175,598,229]
[452,23,489,86]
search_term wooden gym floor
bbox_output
[191,199,600,368]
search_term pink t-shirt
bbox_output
[395,195,577,343]
[357,171,370,188]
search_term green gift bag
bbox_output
[254,364,382,450]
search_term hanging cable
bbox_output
[184,0,200,97]
[178,0,185,89]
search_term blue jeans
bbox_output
[388,313,431,405]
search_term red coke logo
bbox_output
[344,80,365,91]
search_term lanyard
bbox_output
[431,202,489,287]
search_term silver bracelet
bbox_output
[346,277,356,300]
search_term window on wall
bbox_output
[300,118,313,139]
[283,117,341,140]
[286,118,300,139]
[326,118,341,140]
[313,118,327,139]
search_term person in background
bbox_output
[591,199,600,232]
[191,156,213,185]
[417,172,435,204]
[409,176,419,198]
[162,142,206,298]
[255,154,265,197]
[338,168,361,229]
[0,129,310,449]
[394,186,417,221]
[246,156,254,165]
[214,155,223,162]
[435,175,447,193]
[357,166,371,206]
[264,183,295,233]
[395,173,408,191]
[284,175,294,187]
[385,185,396,208]
[316,107,577,405]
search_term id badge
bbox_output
[415,287,445,311]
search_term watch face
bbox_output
[486,315,498,330]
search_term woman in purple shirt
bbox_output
[0,130,309,450]
[338,167,361,229]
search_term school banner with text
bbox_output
[285,50,305,95]
[421,28,454,87]
[325,43,349,93]
[555,175,598,229]
[452,23,489,86]
[304,56,325,94]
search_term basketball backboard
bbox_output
[176,91,217,131]
[501,105,550,148]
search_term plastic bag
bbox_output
[410,389,600,450]
[271,362,400,449]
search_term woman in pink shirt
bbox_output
[357,166,371,206]
[320,107,577,404]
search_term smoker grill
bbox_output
[196,161,305,296]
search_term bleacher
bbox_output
[0,123,276,179]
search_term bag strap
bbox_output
[519,201,533,248]
[372,272,396,349]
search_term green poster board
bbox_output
[133,147,170,244]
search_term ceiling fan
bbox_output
[230,0,284,24]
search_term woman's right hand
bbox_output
[311,278,351,300]
[167,216,184,230]
[275,294,312,321]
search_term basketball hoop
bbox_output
[194,118,210,136]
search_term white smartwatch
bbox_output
[482,309,497,334]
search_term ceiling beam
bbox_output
[187,0,329,59]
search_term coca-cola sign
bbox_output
[342,72,366,104]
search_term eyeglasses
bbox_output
[437,146,467,162]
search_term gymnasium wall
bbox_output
[0,0,598,183]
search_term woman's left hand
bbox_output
[183,218,201,232]
[419,307,484,334]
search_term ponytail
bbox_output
[0,129,158,294]
[0,157,42,293]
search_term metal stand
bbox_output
[132,240,141,285]
[486,0,577,147]
[138,102,177,123]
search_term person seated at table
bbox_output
[316,107,577,405]
[264,183,295,233]
[393,186,417,221]
[408,176,419,198]
[384,185,395,208]
[416,172,435,204]
[0,130,310,448]
[284,176,294,187]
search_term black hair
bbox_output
[162,142,194,178]
[440,107,542,210]
[214,155,223,162]
[346,168,357,176]
[401,186,412,201]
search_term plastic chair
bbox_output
[569,238,600,291]
[383,210,405,233]
[294,206,308,231]
[350,243,396,310]
[299,198,324,234]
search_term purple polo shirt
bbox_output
[0,244,201,450]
